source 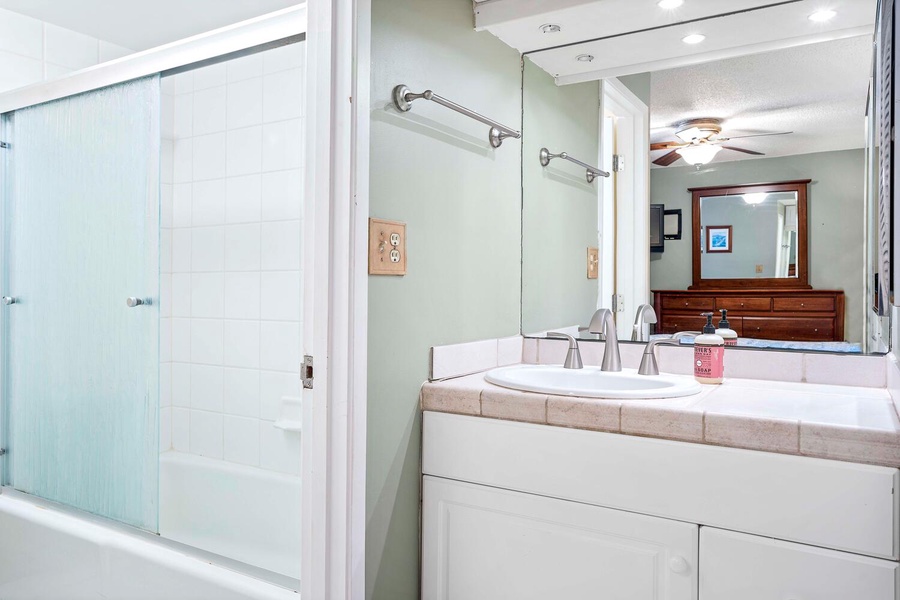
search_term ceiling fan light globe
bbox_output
[675,144,721,165]
[743,193,768,205]
[657,0,684,8]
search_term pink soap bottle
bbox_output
[694,313,724,384]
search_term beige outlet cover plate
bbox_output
[369,218,407,275]
[587,247,599,279]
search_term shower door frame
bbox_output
[0,3,369,599]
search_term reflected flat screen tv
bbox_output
[650,204,664,253]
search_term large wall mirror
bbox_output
[519,0,892,355]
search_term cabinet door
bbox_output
[423,476,698,600]
[700,527,898,600]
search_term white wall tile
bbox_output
[263,69,303,122]
[193,86,227,135]
[160,229,173,274]
[226,53,264,82]
[193,63,227,90]
[191,365,224,412]
[171,229,192,272]
[225,223,262,271]
[174,93,193,139]
[193,133,227,180]
[172,408,190,452]
[160,184,174,228]
[173,138,193,183]
[159,273,173,319]
[44,24,98,70]
[260,221,301,271]
[259,421,300,475]
[43,62,72,80]
[224,415,260,466]
[191,226,225,271]
[260,371,301,420]
[160,407,172,451]
[227,77,263,129]
[224,272,261,320]
[224,368,260,417]
[191,319,224,365]
[263,43,304,74]
[172,71,193,94]
[172,318,191,363]
[0,8,43,59]
[224,320,260,369]
[172,363,191,408]
[160,140,174,185]
[262,119,303,172]
[160,363,172,408]
[226,126,263,176]
[171,273,191,318]
[98,41,132,62]
[260,271,301,321]
[191,179,226,226]
[0,51,43,92]
[261,169,302,221]
[259,322,301,373]
[160,318,172,363]
[191,273,224,318]
[226,174,262,224]
[190,410,223,459]
[172,183,192,228]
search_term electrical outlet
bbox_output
[587,247,599,279]
[369,218,407,275]
[755,264,764,274]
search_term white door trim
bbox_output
[600,78,650,337]
[303,0,369,598]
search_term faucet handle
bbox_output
[546,332,584,370]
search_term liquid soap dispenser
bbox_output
[694,313,724,384]
[716,309,738,346]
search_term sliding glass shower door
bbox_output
[1,77,161,530]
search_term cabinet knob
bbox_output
[684,302,689,306]
[669,556,690,574]
[801,303,805,307]
[740,302,744,307]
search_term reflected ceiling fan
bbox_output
[651,118,792,167]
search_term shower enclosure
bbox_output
[0,7,309,596]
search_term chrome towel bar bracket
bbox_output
[540,147,610,183]
[392,84,522,148]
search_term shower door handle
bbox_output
[126,297,151,308]
[3,296,16,305]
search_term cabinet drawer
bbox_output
[700,528,897,600]
[661,296,715,310]
[742,317,834,341]
[773,296,836,312]
[715,297,771,312]
[659,315,709,334]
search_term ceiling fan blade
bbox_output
[653,150,682,167]
[651,141,687,151]
[721,145,765,156]
[716,131,793,142]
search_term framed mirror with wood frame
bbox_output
[689,179,811,290]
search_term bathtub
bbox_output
[159,451,302,579]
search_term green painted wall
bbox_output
[522,58,600,333]
[367,0,522,598]
[618,72,651,106]
[649,148,866,342]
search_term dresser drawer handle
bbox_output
[756,327,761,331]
[684,302,689,306]
[740,302,744,307]
[801,303,805,308]
[814,328,818,332]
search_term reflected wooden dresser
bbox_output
[652,289,846,342]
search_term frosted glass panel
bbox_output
[3,77,160,530]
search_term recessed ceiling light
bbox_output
[682,33,706,44]
[808,9,836,22]
[658,0,684,8]
[540,23,562,34]
[576,54,595,62]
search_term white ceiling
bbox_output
[648,35,873,167]
[0,0,301,50]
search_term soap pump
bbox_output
[716,309,738,346]
[694,313,725,385]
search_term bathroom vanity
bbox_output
[420,350,900,600]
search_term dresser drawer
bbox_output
[661,296,715,311]
[715,297,772,312]
[773,296,836,312]
[700,528,897,600]
[659,315,709,334]
[742,317,834,341]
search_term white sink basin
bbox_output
[484,365,702,399]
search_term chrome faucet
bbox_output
[631,304,658,342]
[588,309,621,372]
[547,332,583,369]
[638,331,699,376]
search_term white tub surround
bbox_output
[0,493,297,600]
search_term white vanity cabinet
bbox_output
[423,412,900,600]
[423,476,698,600]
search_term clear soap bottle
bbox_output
[694,313,725,384]
[716,309,738,346]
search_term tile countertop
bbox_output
[420,368,900,468]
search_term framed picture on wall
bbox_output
[663,209,682,240]
[706,225,733,253]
